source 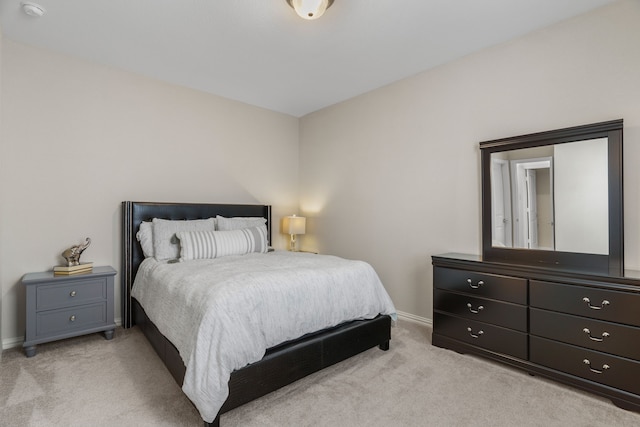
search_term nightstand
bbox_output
[22,265,117,357]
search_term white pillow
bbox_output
[136,222,154,258]
[176,226,268,261]
[152,218,216,261]
[216,215,267,231]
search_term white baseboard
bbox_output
[2,335,24,351]
[397,310,432,327]
[2,317,123,351]
[3,315,427,350]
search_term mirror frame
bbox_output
[481,119,623,276]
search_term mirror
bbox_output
[481,120,623,275]
[491,138,608,253]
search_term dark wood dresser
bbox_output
[432,253,640,412]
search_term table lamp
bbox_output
[283,215,306,251]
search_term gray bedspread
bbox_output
[131,250,396,422]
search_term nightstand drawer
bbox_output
[434,267,527,304]
[530,308,640,360]
[530,280,640,326]
[36,278,106,311]
[434,312,527,359]
[434,289,527,332]
[36,303,107,337]
[531,336,640,396]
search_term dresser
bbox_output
[432,253,640,412]
[22,266,117,357]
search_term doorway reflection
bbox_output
[490,138,608,255]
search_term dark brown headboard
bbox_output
[121,201,272,328]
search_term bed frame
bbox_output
[121,201,392,427]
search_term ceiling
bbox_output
[0,0,616,117]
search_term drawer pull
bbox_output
[582,297,610,310]
[583,359,610,374]
[69,315,76,322]
[582,328,610,342]
[466,303,484,314]
[467,279,484,289]
[70,291,76,297]
[466,327,484,338]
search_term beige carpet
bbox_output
[2,320,640,427]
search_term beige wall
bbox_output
[298,0,640,320]
[0,25,4,348]
[0,40,299,346]
[3,0,640,345]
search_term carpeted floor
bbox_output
[1,320,640,426]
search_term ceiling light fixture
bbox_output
[21,2,46,17]
[286,0,334,20]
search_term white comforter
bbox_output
[131,251,396,422]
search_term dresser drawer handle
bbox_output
[582,328,610,342]
[467,279,484,289]
[466,303,484,314]
[583,359,610,374]
[69,315,76,322]
[70,291,76,297]
[582,297,610,310]
[466,327,484,338]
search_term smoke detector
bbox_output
[21,2,46,17]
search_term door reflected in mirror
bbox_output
[490,137,608,255]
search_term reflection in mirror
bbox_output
[490,138,609,255]
[481,119,623,275]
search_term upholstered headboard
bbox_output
[121,201,272,328]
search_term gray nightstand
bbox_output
[22,265,117,357]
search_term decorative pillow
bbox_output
[216,215,267,231]
[176,225,268,261]
[136,221,154,258]
[152,218,216,261]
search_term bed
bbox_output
[121,201,395,426]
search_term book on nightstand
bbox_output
[53,262,93,275]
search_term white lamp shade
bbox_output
[289,0,332,20]
[283,215,306,235]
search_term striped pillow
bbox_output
[176,226,268,261]
[152,217,216,261]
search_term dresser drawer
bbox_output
[36,303,107,337]
[530,308,640,360]
[434,267,527,304]
[434,312,527,359]
[434,289,527,332]
[530,280,640,326]
[530,336,640,396]
[36,278,106,311]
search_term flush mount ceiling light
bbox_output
[21,1,46,17]
[286,0,334,20]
